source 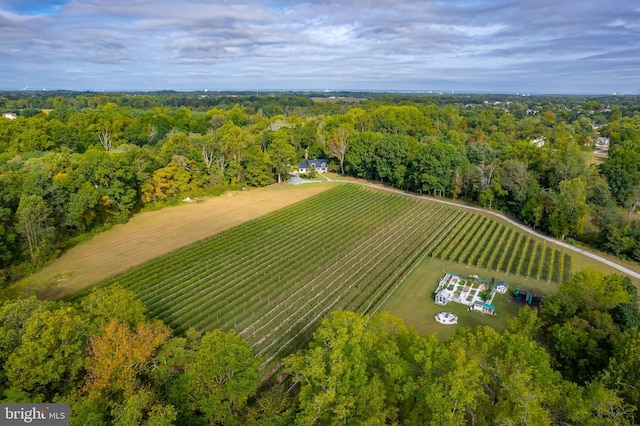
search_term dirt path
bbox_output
[28,183,334,299]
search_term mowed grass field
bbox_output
[382,232,640,339]
[25,183,335,299]
[382,258,560,340]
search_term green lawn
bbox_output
[381,257,556,340]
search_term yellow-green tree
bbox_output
[84,319,171,394]
[187,330,260,425]
[4,306,90,402]
[81,284,147,327]
[285,311,390,425]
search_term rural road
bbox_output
[309,173,640,280]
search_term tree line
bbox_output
[0,269,638,425]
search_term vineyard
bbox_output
[80,184,571,367]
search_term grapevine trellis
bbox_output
[74,184,572,368]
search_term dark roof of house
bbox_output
[299,159,328,168]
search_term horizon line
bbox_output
[1,87,639,96]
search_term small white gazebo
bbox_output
[494,282,508,294]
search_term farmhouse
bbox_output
[2,113,17,120]
[298,159,328,174]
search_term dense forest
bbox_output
[1,91,640,287]
[1,91,640,424]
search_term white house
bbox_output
[2,113,17,120]
[298,159,328,174]
[494,281,508,294]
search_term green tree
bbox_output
[225,104,250,127]
[541,269,633,324]
[500,159,537,214]
[285,311,388,425]
[520,193,547,229]
[217,123,254,183]
[546,133,586,186]
[245,386,295,426]
[150,335,197,424]
[64,182,102,231]
[4,306,90,402]
[159,133,193,164]
[15,194,54,263]
[0,297,48,393]
[546,310,619,384]
[0,207,17,279]
[546,178,589,239]
[608,277,640,330]
[373,134,412,185]
[602,328,640,422]
[409,141,464,196]
[81,285,147,326]
[344,131,382,179]
[326,126,352,175]
[582,381,635,425]
[267,136,296,183]
[243,145,274,187]
[413,327,490,425]
[187,330,260,425]
[110,387,177,426]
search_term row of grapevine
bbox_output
[77,184,573,367]
[80,186,452,363]
[428,216,571,283]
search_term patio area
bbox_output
[434,312,458,325]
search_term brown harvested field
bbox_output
[26,183,335,299]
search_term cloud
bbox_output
[0,0,638,92]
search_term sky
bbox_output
[0,0,639,94]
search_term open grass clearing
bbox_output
[588,149,608,165]
[22,183,335,299]
[381,239,639,341]
[381,257,557,340]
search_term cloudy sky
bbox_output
[1,0,639,93]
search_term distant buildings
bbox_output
[530,136,545,147]
[2,113,17,120]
